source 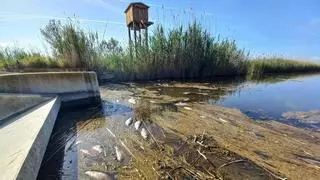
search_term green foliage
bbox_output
[0,47,59,70]
[40,19,123,74]
[247,58,320,79]
[108,22,248,80]
[2,19,320,81]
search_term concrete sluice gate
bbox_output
[0,72,101,180]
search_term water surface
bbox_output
[38,73,320,179]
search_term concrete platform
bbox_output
[0,97,61,180]
[0,94,52,123]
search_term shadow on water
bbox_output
[37,102,104,180]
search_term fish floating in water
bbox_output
[175,102,188,106]
[128,97,136,104]
[125,117,133,126]
[114,146,123,162]
[92,145,103,154]
[218,117,228,123]
[80,149,92,156]
[141,128,148,139]
[134,121,141,130]
[85,170,116,180]
[184,107,192,110]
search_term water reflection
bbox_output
[141,73,320,129]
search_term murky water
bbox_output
[38,73,320,179]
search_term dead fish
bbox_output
[141,128,148,139]
[218,117,227,123]
[183,92,191,95]
[184,107,192,110]
[125,117,133,126]
[149,100,156,103]
[200,115,206,118]
[134,121,141,130]
[92,145,103,154]
[80,149,92,156]
[114,146,123,162]
[85,170,115,180]
[128,97,136,104]
[175,102,188,106]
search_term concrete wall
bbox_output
[0,97,61,180]
[0,94,51,123]
[0,72,100,102]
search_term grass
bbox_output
[247,57,320,78]
[0,47,62,70]
[1,19,320,81]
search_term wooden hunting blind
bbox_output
[125,2,153,54]
[125,2,153,29]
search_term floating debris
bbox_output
[85,170,115,180]
[125,117,133,126]
[128,97,136,104]
[106,128,116,137]
[141,128,148,139]
[196,92,209,96]
[75,140,82,145]
[183,92,191,95]
[184,107,192,110]
[175,102,188,106]
[92,145,103,154]
[182,97,190,102]
[149,100,156,103]
[134,121,141,130]
[254,150,270,159]
[115,146,123,162]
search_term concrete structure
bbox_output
[0,72,100,102]
[0,97,61,180]
[0,94,51,123]
[0,72,101,180]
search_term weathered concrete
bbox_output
[0,72,100,102]
[0,94,52,123]
[0,97,61,180]
[0,71,102,180]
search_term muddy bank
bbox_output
[282,110,320,124]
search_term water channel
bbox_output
[37,73,320,180]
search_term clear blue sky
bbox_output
[0,0,319,60]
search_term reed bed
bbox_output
[1,19,320,80]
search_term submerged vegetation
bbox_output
[1,19,320,80]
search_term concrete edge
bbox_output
[16,97,62,180]
[0,96,53,124]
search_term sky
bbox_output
[0,0,319,60]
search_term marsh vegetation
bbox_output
[1,19,320,80]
